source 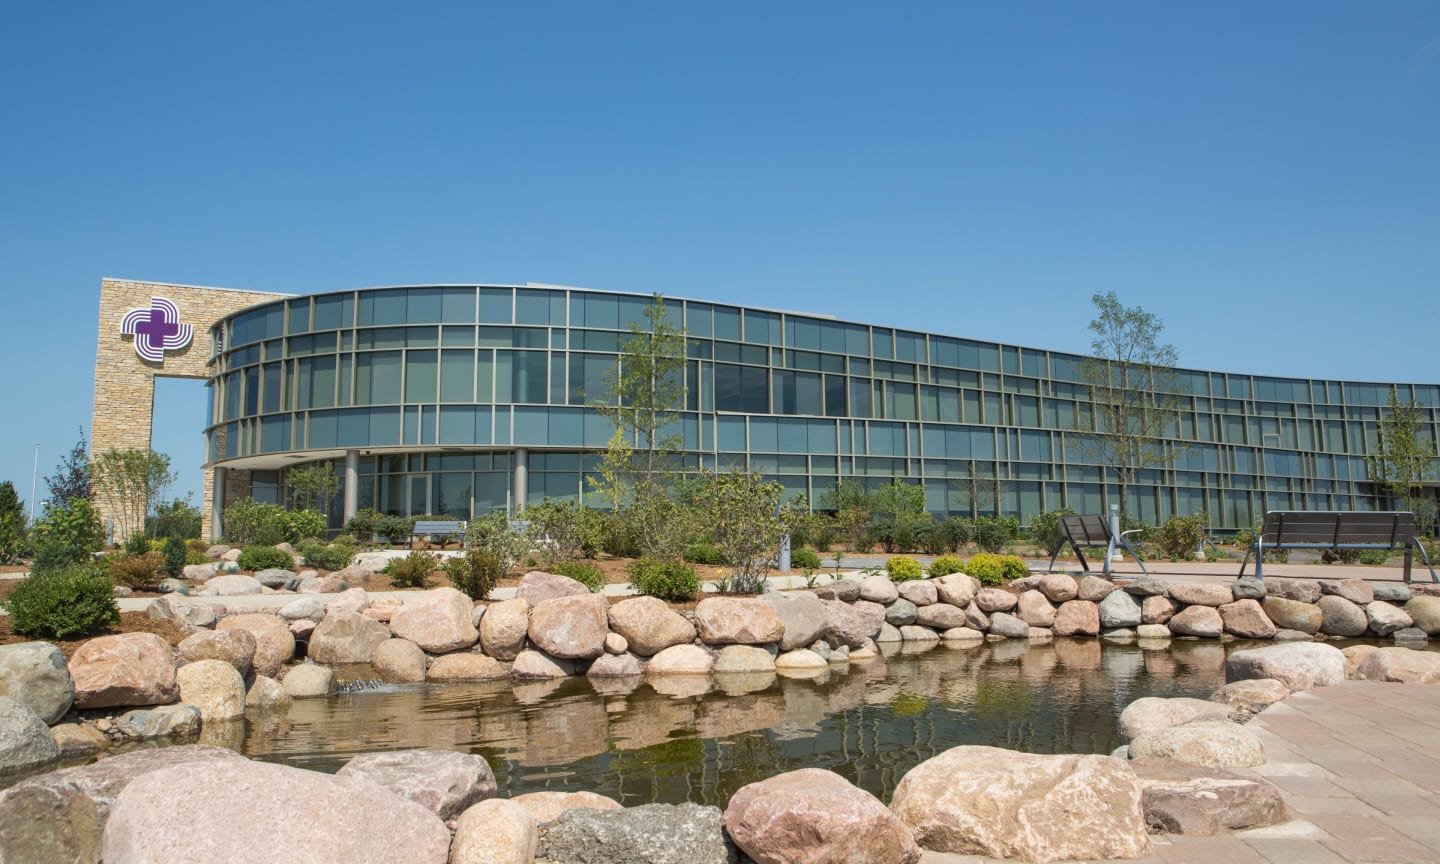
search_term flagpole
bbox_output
[30,442,39,522]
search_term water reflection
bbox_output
[239,638,1246,805]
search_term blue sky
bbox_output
[2,2,1438,508]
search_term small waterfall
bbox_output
[335,678,387,693]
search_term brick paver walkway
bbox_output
[921,680,1440,864]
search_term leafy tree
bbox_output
[29,499,105,570]
[1076,292,1185,518]
[589,294,689,556]
[1367,388,1439,533]
[0,481,26,565]
[686,471,803,594]
[45,428,91,508]
[285,463,340,513]
[88,448,176,543]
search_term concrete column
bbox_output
[513,448,528,515]
[343,450,359,525]
[210,467,226,542]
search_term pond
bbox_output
[223,638,1244,806]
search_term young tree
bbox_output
[1367,388,1439,532]
[0,481,26,565]
[589,294,689,556]
[1076,292,1185,518]
[285,463,340,513]
[88,448,176,543]
[45,428,91,508]
[687,471,790,594]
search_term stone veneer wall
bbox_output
[92,278,288,541]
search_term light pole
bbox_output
[29,442,39,522]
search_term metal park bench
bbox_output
[1048,514,1150,579]
[1238,511,1438,583]
[410,519,467,549]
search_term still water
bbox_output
[217,638,1243,806]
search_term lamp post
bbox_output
[29,442,39,522]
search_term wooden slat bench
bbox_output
[1048,514,1150,579]
[410,520,467,549]
[1239,510,1438,583]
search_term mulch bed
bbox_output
[0,611,191,657]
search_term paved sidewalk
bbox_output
[921,681,1440,864]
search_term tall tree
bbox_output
[88,448,176,542]
[1076,292,1185,517]
[1367,388,1438,532]
[45,428,91,507]
[285,463,340,513]
[589,294,689,556]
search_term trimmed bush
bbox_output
[301,537,357,571]
[927,554,965,577]
[1153,512,1209,561]
[161,536,187,578]
[1357,549,1390,566]
[973,516,1018,554]
[377,515,415,545]
[2,563,120,640]
[237,546,294,572]
[443,548,501,600]
[1028,508,1075,557]
[344,507,383,542]
[223,499,328,545]
[682,543,727,565]
[106,551,163,590]
[790,548,823,571]
[386,550,437,589]
[552,560,605,592]
[627,558,700,602]
[964,552,1028,585]
[885,556,923,582]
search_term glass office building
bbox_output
[205,284,1439,531]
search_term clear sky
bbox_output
[2,2,1438,509]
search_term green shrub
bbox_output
[386,550,437,588]
[1320,547,1360,565]
[148,498,203,541]
[627,558,700,602]
[237,546,294,572]
[29,499,105,570]
[683,543,727,565]
[377,515,415,545]
[161,536,188,577]
[1357,549,1391,566]
[443,548,501,600]
[927,554,965,577]
[1152,512,1209,561]
[973,516,1018,554]
[790,548,823,571]
[106,551,163,590]
[1120,515,1153,544]
[3,563,120,639]
[223,499,328,545]
[185,550,209,566]
[465,510,533,570]
[344,507,383,542]
[964,552,1028,585]
[525,500,608,562]
[1028,508,1075,557]
[885,556,923,582]
[123,532,152,556]
[1232,528,1256,551]
[552,560,605,592]
[301,537,356,571]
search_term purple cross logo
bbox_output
[120,297,193,363]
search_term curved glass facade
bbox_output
[206,284,1439,529]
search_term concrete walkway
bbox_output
[921,680,1440,864]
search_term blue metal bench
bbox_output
[1239,510,1437,583]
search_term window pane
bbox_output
[404,350,438,402]
[478,288,512,324]
[440,349,474,403]
[356,352,402,404]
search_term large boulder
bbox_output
[1052,600,1100,636]
[1375,584,1414,604]
[821,600,880,648]
[933,573,980,608]
[204,574,264,595]
[1037,573,1078,603]
[216,613,295,678]
[1267,579,1321,604]
[973,587,1017,613]
[1366,601,1413,637]
[337,749,496,821]
[0,697,59,775]
[1354,647,1440,684]
[0,642,73,724]
[480,598,531,660]
[647,644,714,676]
[325,586,370,615]
[1319,578,1374,605]
[1128,721,1266,769]
[988,613,1030,639]
[712,645,776,674]
[1098,590,1142,628]
[309,610,391,665]
[177,629,256,678]
[588,652,645,677]
[69,633,178,710]
[281,664,335,698]
[914,602,966,630]
[515,571,589,603]
[1141,595,1177,625]
[451,798,538,864]
[113,705,200,741]
[278,597,326,621]
[528,594,610,660]
[253,568,297,590]
[540,802,736,864]
[609,596,698,656]
[1119,697,1231,742]
[0,744,243,864]
[1167,606,1223,638]
[511,790,622,824]
[1167,583,1232,607]
[1218,599,1276,639]
[695,598,785,646]
[1226,643,1345,691]
[1210,679,1290,716]
[1406,595,1440,635]
[372,639,428,684]
[1317,596,1369,638]
[889,746,1148,863]
[244,676,291,711]
[426,652,509,682]
[883,597,918,626]
[101,757,450,863]
[1123,578,1171,597]
[1016,590,1056,627]
[1129,757,1288,835]
[897,580,938,606]
[725,768,919,864]
[389,588,479,653]
[1077,575,1115,601]
[858,574,899,605]
[510,649,578,679]
[174,660,245,722]
[1261,597,1322,634]
[1231,576,1265,601]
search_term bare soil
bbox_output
[0,611,190,657]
